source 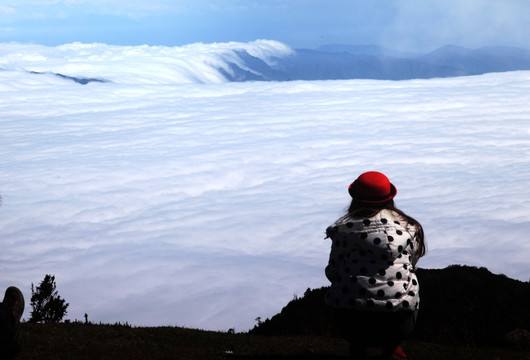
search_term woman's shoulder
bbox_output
[331,210,417,230]
[330,214,366,229]
[326,215,365,238]
[329,209,420,228]
[377,209,421,236]
[377,209,405,223]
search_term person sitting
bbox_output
[325,172,426,360]
[0,286,25,359]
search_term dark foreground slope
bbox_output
[250,265,530,347]
[17,322,530,360]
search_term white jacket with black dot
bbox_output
[325,209,421,312]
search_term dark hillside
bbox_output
[414,266,530,345]
[17,322,530,359]
[14,268,530,359]
[250,265,530,346]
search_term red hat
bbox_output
[348,171,397,204]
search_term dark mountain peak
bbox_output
[250,265,530,346]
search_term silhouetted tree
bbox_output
[29,274,69,323]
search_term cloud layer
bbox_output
[1,42,529,331]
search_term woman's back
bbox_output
[325,209,421,311]
[324,171,426,360]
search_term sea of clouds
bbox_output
[1,40,529,331]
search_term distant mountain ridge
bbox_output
[249,265,530,347]
[417,45,530,75]
[316,44,419,58]
[10,43,530,84]
[224,44,530,82]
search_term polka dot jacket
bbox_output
[325,209,421,312]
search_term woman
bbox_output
[325,171,426,360]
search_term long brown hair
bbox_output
[347,199,427,258]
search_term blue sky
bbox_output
[1,0,529,51]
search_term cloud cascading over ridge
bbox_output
[0,40,294,84]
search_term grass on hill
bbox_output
[17,322,530,360]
